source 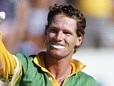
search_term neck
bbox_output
[43,53,72,86]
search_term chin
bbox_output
[49,50,65,59]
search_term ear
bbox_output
[75,36,83,47]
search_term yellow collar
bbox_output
[70,59,86,75]
[33,52,86,75]
[33,52,86,86]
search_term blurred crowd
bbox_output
[0,0,114,56]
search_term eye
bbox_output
[64,31,71,35]
[48,27,58,33]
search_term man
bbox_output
[0,4,98,86]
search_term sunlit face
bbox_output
[45,14,82,59]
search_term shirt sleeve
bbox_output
[0,32,16,82]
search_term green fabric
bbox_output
[15,53,52,86]
[63,72,98,86]
[15,53,98,86]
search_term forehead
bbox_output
[51,14,77,29]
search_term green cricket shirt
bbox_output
[14,52,98,86]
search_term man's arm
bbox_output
[0,32,16,82]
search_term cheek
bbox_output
[66,37,76,46]
[46,33,54,42]
[48,33,56,40]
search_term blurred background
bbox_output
[0,0,114,86]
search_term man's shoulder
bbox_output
[77,71,95,80]
[68,71,98,86]
[75,71,98,85]
[15,53,36,67]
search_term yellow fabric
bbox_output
[76,0,112,17]
[0,32,16,82]
[70,59,86,75]
[33,54,85,86]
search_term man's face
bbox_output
[46,14,82,59]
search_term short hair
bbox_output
[45,4,86,37]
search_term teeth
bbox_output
[51,45,65,49]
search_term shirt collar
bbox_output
[33,52,86,74]
[70,59,86,75]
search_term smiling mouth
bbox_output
[51,44,65,49]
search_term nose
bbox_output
[56,31,64,41]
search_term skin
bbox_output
[44,14,83,86]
